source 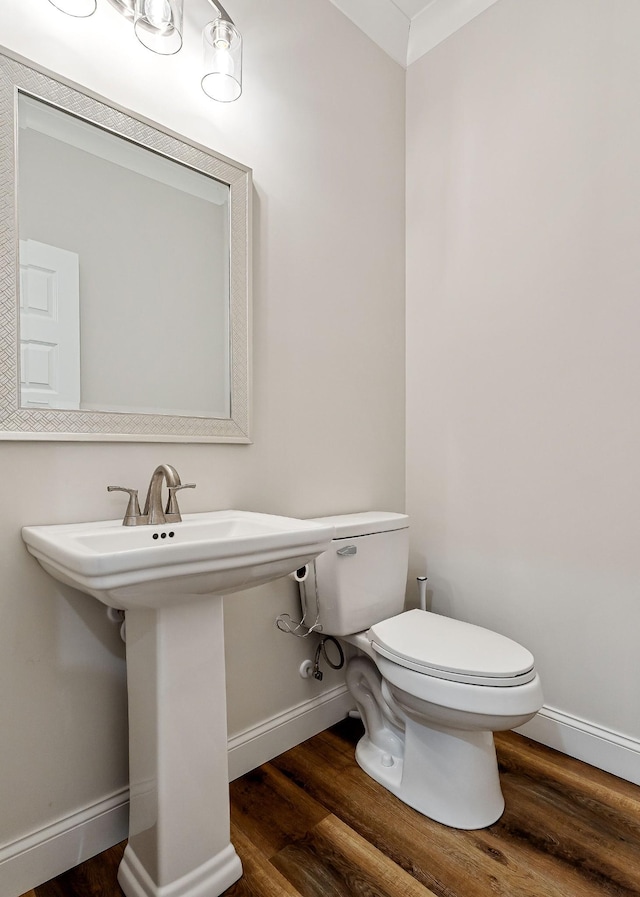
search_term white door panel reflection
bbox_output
[20,239,80,410]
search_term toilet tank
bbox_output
[301,512,409,637]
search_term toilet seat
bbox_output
[369,609,536,687]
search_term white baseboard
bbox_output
[516,705,640,786]
[1,685,353,897]
[228,684,354,781]
[0,788,129,897]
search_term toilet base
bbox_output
[354,717,505,830]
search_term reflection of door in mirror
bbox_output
[18,93,231,420]
[19,239,80,410]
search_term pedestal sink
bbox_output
[22,511,335,897]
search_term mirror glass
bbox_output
[0,51,251,442]
[18,95,231,419]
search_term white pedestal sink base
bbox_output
[118,841,242,897]
[22,510,337,897]
[120,599,242,897]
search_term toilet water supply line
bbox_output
[275,562,345,680]
[311,636,344,681]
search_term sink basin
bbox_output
[22,509,335,897]
[22,510,335,608]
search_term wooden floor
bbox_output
[21,718,640,897]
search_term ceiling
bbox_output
[329,0,500,68]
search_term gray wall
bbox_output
[406,0,640,766]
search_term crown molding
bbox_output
[329,0,501,68]
[408,0,501,65]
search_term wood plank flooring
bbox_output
[21,718,640,897]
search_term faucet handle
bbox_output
[107,486,142,526]
[166,483,196,519]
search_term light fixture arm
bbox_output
[205,0,234,25]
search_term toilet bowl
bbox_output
[301,512,544,830]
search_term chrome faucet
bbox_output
[143,463,182,525]
[108,464,196,526]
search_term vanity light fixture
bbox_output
[106,0,135,20]
[201,0,242,102]
[48,0,97,15]
[134,0,184,55]
[47,0,243,101]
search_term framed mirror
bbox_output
[0,49,251,442]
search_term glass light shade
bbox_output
[134,0,183,54]
[106,0,136,20]
[48,0,97,16]
[202,17,242,102]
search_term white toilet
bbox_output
[300,511,543,830]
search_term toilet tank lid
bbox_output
[306,512,409,539]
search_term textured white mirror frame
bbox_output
[0,48,252,443]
